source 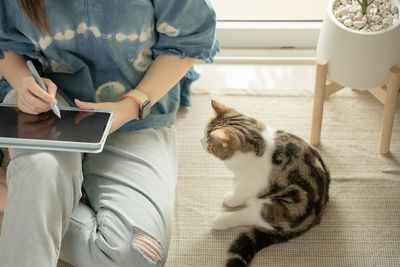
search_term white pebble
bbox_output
[335,6,351,16]
[371,24,383,31]
[380,10,389,17]
[333,0,399,32]
[384,5,392,12]
[349,6,358,13]
[344,18,353,26]
[353,20,367,28]
[371,15,381,22]
[382,17,393,24]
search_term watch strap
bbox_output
[122,89,149,106]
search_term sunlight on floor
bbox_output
[192,64,316,94]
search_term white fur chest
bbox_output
[224,127,276,197]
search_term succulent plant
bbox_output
[357,0,374,15]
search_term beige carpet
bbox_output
[1,87,400,267]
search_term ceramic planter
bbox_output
[317,0,400,90]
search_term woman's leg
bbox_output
[59,127,178,267]
[0,166,6,212]
[0,149,5,212]
[0,90,83,267]
[0,149,84,267]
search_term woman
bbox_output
[0,0,218,266]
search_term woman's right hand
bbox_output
[16,75,58,115]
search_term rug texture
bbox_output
[1,86,399,267]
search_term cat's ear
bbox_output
[211,129,230,148]
[211,100,228,116]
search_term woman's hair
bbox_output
[18,0,51,34]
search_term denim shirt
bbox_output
[0,0,219,131]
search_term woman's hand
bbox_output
[75,98,139,135]
[16,75,58,115]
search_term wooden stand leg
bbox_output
[369,85,387,105]
[325,79,345,98]
[311,59,328,146]
[379,67,400,155]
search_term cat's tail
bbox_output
[226,228,293,267]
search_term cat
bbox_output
[201,100,330,267]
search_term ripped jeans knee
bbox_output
[133,229,164,264]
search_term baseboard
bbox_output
[204,48,317,64]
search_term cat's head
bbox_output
[201,100,266,160]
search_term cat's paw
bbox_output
[223,191,243,207]
[212,215,230,230]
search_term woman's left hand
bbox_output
[75,98,139,135]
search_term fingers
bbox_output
[75,99,97,110]
[28,78,57,105]
[16,76,57,115]
[18,92,52,115]
[42,78,58,99]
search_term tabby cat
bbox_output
[201,100,330,267]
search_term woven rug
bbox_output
[1,85,400,267]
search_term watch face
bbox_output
[140,99,151,120]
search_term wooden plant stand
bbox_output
[310,59,400,155]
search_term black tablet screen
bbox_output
[0,106,111,143]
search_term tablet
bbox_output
[0,104,113,153]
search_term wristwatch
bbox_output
[122,89,151,120]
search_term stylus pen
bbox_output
[26,60,61,118]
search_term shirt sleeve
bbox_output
[152,0,219,63]
[0,0,39,60]
[0,1,42,102]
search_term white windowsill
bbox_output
[214,21,322,63]
[213,48,317,64]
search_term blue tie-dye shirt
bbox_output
[0,0,219,131]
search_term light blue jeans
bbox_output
[0,90,178,267]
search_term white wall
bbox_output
[211,0,330,21]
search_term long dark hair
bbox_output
[18,0,51,34]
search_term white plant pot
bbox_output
[317,0,400,90]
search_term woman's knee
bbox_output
[132,229,164,264]
[7,151,83,202]
[95,213,169,267]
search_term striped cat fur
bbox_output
[201,100,330,267]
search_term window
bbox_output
[211,0,330,62]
